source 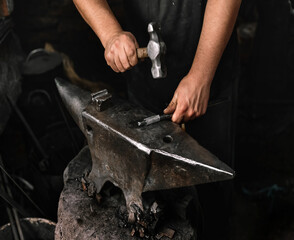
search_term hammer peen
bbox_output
[136,22,167,79]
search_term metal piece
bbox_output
[137,114,172,127]
[0,157,25,240]
[13,176,34,192]
[22,48,62,75]
[55,78,235,221]
[0,158,46,217]
[91,89,112,112]
[136,22,167,79]
[11,208,24,240]
[0,171,20,240]
[147,22,167,79]
[0,18,13,44]
[6,207,20,240]
[0,187,29,217]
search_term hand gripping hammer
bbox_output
[136,22,167,79]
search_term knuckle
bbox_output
[128,54,137,67]
[105,51,114,62]
[111,65,118,72]
[178,104,188,113]
[195,111,202,117]
[121,60,129,69]
[104,51,110,60]
[120,33,128,41]
[114,39,121,48]
[105,58,110,66]
[128,48,136,57]
[117,65,124,72]
[186,110,194,118]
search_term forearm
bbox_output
[189,0,241,83]
[73,0,122,47]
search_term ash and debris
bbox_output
[82,173,174,239]
[116,202,166,239]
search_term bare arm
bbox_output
[164,0,242,123]
[73,0,138,72]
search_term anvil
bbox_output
[55,78,234,221]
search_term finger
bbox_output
[172,110,184,124]
[183,110,195,122]
[172,103,187,124]
[124,45,138,67]
[111,64,119,73]
[105,51,119,73]
[120,49,131,70]
[114,56,125,72]
[163,101,177,114]
[195,111,202,118]
[107,58,119,73]
[163,94,178,114]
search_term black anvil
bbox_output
[55,78,234,222]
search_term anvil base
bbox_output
[55,146,198,240]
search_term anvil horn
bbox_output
[55,77,90,133]
[143,140,234,192]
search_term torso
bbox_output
[123,0,237,113]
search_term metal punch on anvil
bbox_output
[136,22,167,79]
[55,78,235,222]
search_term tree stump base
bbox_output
[55,146,198,240]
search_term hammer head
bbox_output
[147,22,167,79]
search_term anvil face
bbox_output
[55,78,234,217]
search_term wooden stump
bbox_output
[55,146,198,240]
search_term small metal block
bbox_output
[91,89,112,112]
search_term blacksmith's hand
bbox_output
[104,31,139,73]
[163,73,211,123]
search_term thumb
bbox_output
[164,93,178,114]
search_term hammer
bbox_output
[136,22,167,79]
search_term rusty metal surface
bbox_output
[55,78,234,220]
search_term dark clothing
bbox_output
[123,0,238,114]
[122,1,239,239]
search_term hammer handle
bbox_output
[136,48,148,59]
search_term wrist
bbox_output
[187,68,214,86]
[100,27,123,48]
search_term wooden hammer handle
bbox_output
[136,48,148,59]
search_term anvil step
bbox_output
[55,78,234,195]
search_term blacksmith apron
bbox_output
[122,1,239,239]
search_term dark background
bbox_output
[0,0,294,239]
